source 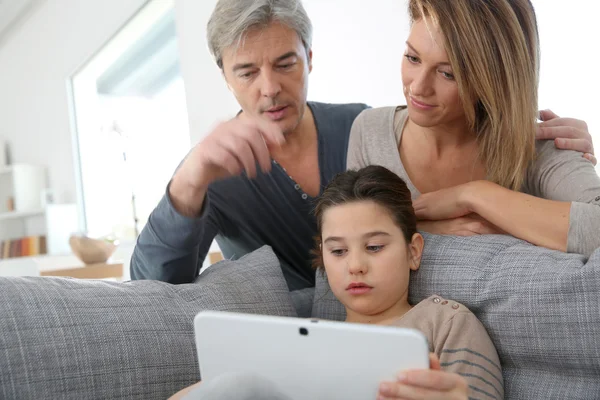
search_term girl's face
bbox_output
[401,18,466,129]
[321,201,423,324]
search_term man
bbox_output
[131,0,595,291]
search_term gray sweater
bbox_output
[347,106,600,256]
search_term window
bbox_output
[70,0,190,240]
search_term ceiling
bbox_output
[0,0,43,44]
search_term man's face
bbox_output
[221,22,312,135]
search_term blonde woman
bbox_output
[348,0,600,256]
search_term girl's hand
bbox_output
[377,354,468,400]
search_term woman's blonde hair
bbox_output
[408,0,539,190]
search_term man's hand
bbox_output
[377,354,468,400]
[169,116,285,216]
[537,109,596,166]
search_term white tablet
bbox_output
[194,311,429,399]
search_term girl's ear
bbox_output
[408,233,424,271]
[310,236,325,271]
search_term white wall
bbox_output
[533,0,600,152]
[173,0,239,145]
[304,0,409,107]
[0,0,149,204]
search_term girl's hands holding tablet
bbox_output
[377,353,468,400]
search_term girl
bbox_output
[313,165,502,400]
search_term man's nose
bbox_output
[259,69,282,98]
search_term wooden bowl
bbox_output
[69,235,117,265]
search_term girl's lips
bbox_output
[347,286,373,295]
[346,282,373,295]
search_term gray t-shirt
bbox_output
[130,102,368,290]
[347,106,600,256]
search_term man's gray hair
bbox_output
[207,0,313,69]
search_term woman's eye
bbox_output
[404,54,419,64]
[441,71,455,80]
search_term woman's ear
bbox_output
[408,233,424,271]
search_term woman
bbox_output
[348,0,600,256]
[171,166,501,400]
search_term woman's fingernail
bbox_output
[397,373,407,382]
[379,383,390,393]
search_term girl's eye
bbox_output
[367,245,384,253]
[331,249,346,256]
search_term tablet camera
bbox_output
[299,327,309,336]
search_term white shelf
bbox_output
[0,209,45,221]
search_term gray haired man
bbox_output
[131,0,368,292]
[131,0,595,291]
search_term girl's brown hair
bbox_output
[408,0,539,190]
[312,166,417,270]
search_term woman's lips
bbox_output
[410,96,436,110]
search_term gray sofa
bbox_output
[1,234,599,399]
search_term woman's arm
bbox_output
[415,141,600,256]
[464,181,571,252]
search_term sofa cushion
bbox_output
[312,233,600,400]
[0,246,296,400]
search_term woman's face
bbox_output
[401,18,466,128]
[320,201,422,322]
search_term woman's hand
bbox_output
[417,215,504,236]
[413,183,479,221]
[377,354,468,400]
